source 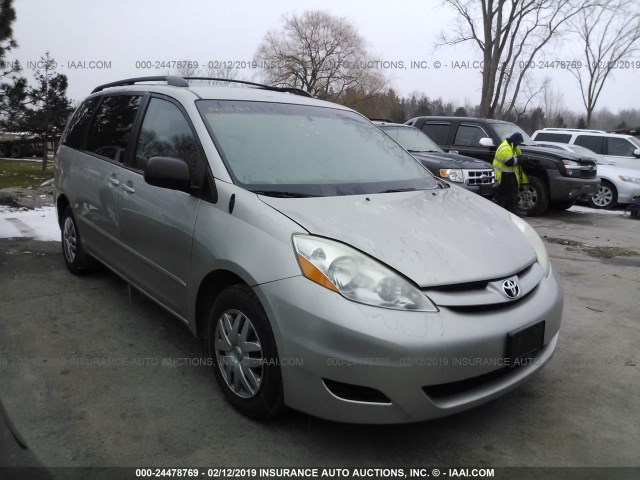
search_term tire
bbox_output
[588,180,617,209]
[61,206,98,274]
[517,176,549,216]
[548,200,576,211]
[207,284,284,419]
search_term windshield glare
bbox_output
[493,123,535,145]
[197,101,438,196]
[381,126,443,153]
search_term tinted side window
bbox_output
[454,124,488,146]
[85,95,142,162]
[607,137,636,156]
[421,123,451,144]
[574,135,604,154]
[534,132,571,143]
[135,98,205,186]
[62,97,99,149]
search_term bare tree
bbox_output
[254,10,386,99]
[539,77,565,125]
[440,0,592,119]
[568,1,640,127]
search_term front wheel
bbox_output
[588,180,617,209]
[518,176,549,216]
[207,284,284,419]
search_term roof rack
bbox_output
[92,76,189,93]
[542,127,606,133]
[91,75,313,98]
[183,77,312,97]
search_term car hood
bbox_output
[521,145,595,164]
[260,188,537,287]
[411,151,492,169]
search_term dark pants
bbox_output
[496,172,519,213]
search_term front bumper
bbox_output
[255,268,563,424]
[613,179,640,204]
[461,181,498,198]
[548,171,600,201]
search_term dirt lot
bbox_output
[0,208,638,471]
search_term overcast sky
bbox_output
[9,0,639,116]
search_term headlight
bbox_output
[439,168,464,183]
[509,214,551,277]
[293,235,437,312]
[561,159,584,177]
[619,175,640,184]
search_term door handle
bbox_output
[122,180,135,194]
[108,176,120,186]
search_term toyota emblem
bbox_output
[502,279,521,299]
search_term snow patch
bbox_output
[0,206,60,242]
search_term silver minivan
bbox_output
[54,77,563,423]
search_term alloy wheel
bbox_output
[214,309,264,398]
[591,185,614,208]
[63,216,77,263]
[518,184,538,211]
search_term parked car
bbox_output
[405,116,600,216]
[373,121,497,198]
[534,141,640,209]
[54,76,563,424]
[531,127,640,172]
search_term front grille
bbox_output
[323,379,391,404]
[423,366,517,399]
[579,168,598,179]
[464,169,495,185]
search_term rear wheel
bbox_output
[518,176,549,216]
[207,284,284,419]
[588,180,617,209]
[61,206,98,274]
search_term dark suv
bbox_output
[374,122,497,198]
[405,116,600,216]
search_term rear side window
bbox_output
[134,97,205,186]
[454,124,488,146]
[85,95,143,162]
[421,123,451,144]
[606,137,636,156]
[533,132,571,143]
[62,97,99,149]
[574,135,604,154]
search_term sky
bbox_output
[6,0,639,116]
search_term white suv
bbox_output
[531,128,640,172]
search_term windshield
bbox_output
[492,123,535,146]
[381,126,443,153]
[197,101,438,196]
[629,136,640,149]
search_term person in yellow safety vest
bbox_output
[493,132,529,214]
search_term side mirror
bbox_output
[144,156,191,192]
[634,148,640,158]
[479,137,495,147]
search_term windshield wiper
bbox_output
[379,187,418,193]
[408,149,440,153]
[251,190,316,198]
